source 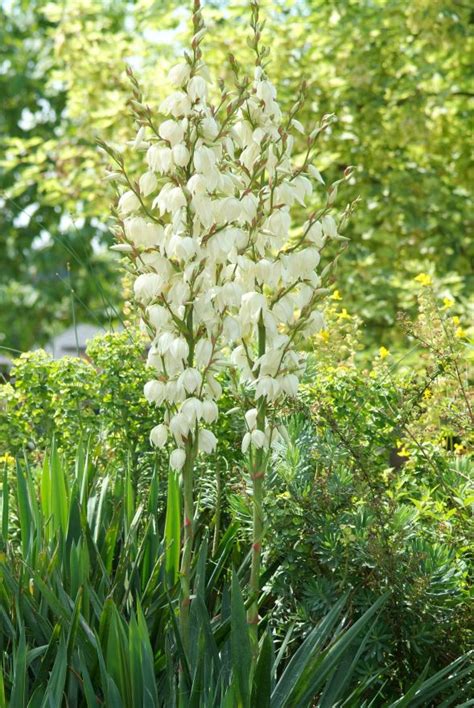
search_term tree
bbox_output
[2,0,472,351]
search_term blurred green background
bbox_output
[1,0,472,354]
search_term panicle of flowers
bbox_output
[104,0,353,645]
[224,6,354,461]
[218,0,354,631]
[104,0,353,470]
[105,3,252,471]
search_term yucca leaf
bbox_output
[251,630,273,708]
[30,623,61,693]
[10,626,27,708]
[231,571,252,706]
[78,652,99,708]
[193,537,208,600]
[164,470,181,587]
[39,635,67,708]
[27,686,46,708]
[319,617,378,707]
[93,475,110,545]
[50,440,69,538]
[1,464,9,545]
[137,602,159,707]
[105,603,133,707]
[390,651,474,707]
[40,454,52,542]
[129,611,145,708]
[0,663,5,708]
[16,461,32,560]
[96,635,124,708]
[285,594,388,708]
[66,588,83,664]
[167,595,192,690]
[271,594,347,707]
[206,523,239,596]
[274,621,295,673]
[192,595,220,671]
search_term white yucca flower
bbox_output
[109,0,350,647]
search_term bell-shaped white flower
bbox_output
[144,380,166,405]
[201,115,219,140]
[194,145,217,174]
[139,171,158,197]
[147,304,171,330]
[177,368,201,394]
[308,164,325,184]
[307,221,324,248]
[188,75,208,102]
[172,144,190,167]
[181,397,203,425]
[306,310,325,334]
[251,429,267,449]
[201,399,218,424]
[168,62,191,87]
[268,210,291,238]
[321,214,337,238]
[280,373,299,397]
[150,424,168,448]
[195,339,212,368]
[241,432,251,454]
[147,145,173,174]
[170,448,186,471]
[245,408,257,430]
[198,428,217,454]
[134,273,163,304]
[160,91,191,118]
[125,217,163,247]
[158,119,185,146]
[170,337,189,361]
[118,190,140,215]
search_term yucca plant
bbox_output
[1,443,472,706]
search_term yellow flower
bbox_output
[442,297,454,309]
[331,289,342,301]
[0,453,14,466]
[423,388,432,400]
[378,346,390,360]
[455,326,466,339]
[337,308,351,321]
[319,329,330,343]
[396,440,410,458]
[414,273,432,286]
[452,316,460,325]
[454,443,466,455]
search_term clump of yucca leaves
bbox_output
[0,441,472,705]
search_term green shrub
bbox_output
[0,287,471,702]
[263,297,473,695]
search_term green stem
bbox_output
[179,306,197,654]
[179,437,196,654]
[212,465,222,557]
[248,315,267,648]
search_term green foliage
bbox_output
[0,250,472,705]
[0,329,156,464]
[1,443,472,705]
[263,295,473,695]
[1,3,472,703]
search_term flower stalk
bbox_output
[108,0,352,666]
[248,314,267,636]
